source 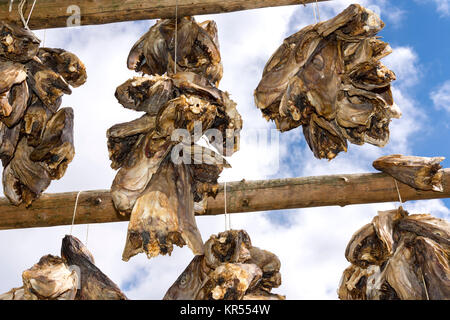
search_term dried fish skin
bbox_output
[122,157,204,261]
[373,154,445,192]
[0,60,27,116]
[163,255,210,300]
[345,208,407,268]
[110,134,173,214]
[0,287,25,300]
[30,107,75,180]
[20,254,78,300]
[255,4,397,160]
[339,208,450,300]
[115,76,174,115]
[201,263,263,300]
[247,247,282,291]
[204,229,253,269]
[165,230,285,300]
[0,21,40,62]
[303,114,347,160]
[107,114,157,170]
[22,96,54,147]
[26,58,72,109]
[37,48,87,88]
[3,137,51,206]
[129,17,223,86]
[0,59,27,93]
[0,120,21,166]
[61,235,127,300]
[1,80,29,127]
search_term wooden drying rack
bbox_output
[0,0,330,30]
[1,170,449,230]
[0,0,448,231]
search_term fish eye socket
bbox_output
[179,273,189,287]
[312,55,324,70]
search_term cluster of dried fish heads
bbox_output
[255,4,399,160]
[373,154,445,192]
[128,17,222,86]
[338,207,450,299]
[164,230,285,300]
[109,17,241,262]
[0,235,127,300]
[0,21,87,206]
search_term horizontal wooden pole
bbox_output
[0,169,449,230]
[0,0,329,30]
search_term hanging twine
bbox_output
[85,224,90,246]
[224,181,230,230]
[315,0,321,22]
[69,191,83,235]
[311,0,321,24]
[17,0,37,30]
[9,0,14,12]
[393,178,403,204]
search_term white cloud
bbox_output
[431,80,450,112]
[416,0,450,16]
[0,1,447,301]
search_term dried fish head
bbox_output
[165,230,285,300]
[1,80,29,127]
[21,255,78,300]
[115,75,173,115]
[37,48,87,88]
[373,155,445,192]
[202,263,263,300]
[204,230,253,269]
[30,107,75,179]
[22,96,54,147]
[26,58,72,109]
[339,208,450,300]
[129,17,223,85]
[0,21,40,62]
[0,60,27,116]
[255,4,398,160]
[61,235,128,300]
[3,137,51,206]
[164,255,210,300]
[0,120,21,166]
[111,134,173,214]
[122,157,204,261]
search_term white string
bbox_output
[85,224,90,246]
[174,0,178,74]
[9,0,14,12]
[18,0,28,29]
[69,191,83,235]
[26,0,37,27]
[17,0,37,30]
[315,0,321,22]
[42,29,46,47]
[312,3,317,23]
[224,181,228,230]
[393,179,403,204]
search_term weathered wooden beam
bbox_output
[0,0,329,30]
[0,169,449,230]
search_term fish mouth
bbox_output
[127,52,146,72]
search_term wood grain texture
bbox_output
[0,169,449,230]
[0,0,329,30]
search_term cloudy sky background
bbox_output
[0,0,449,299]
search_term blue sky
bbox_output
[0,0,449,300]
[380,0,450,170]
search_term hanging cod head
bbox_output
[254,4,399,160]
